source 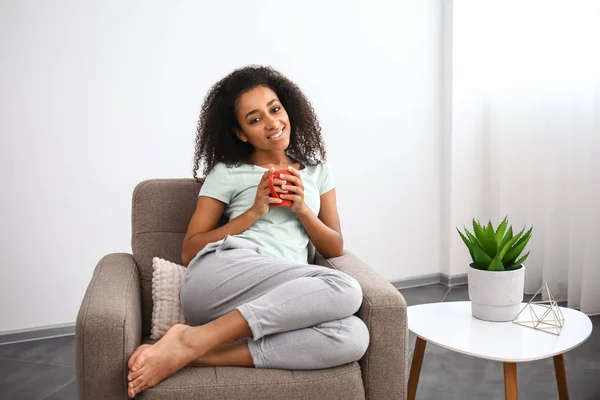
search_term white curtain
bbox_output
[448,0,600,315]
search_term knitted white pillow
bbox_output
[150,257,187,340]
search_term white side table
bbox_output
[407,301,593,400]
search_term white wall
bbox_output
[0,0,442,332]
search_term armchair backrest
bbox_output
[131,178,203,336]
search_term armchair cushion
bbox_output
[135,351,365,400]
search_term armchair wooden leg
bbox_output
[553,354,569,400]
[503,362,518,400]
[407,337,427,400]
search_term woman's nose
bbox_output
[264,114,280,129]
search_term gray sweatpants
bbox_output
[179,235,370,370]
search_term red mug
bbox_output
[268,169,293,207]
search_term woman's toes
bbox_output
[128,344,151,370]
[130,382,146,398]
[128,368,143,382]
[131,355,147,372]
[130,374,145,390]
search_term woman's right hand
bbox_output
[249,167,287,218]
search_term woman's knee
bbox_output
[340,316,370,362]
[312,316,369,367]
[335,273,363,315]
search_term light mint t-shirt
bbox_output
[199,161,335,263]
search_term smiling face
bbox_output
[235,85,291,154]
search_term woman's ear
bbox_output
[235,130,248,143]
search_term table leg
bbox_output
[503,362,518,400]
[407,337,427,400]
[553,354,569,399]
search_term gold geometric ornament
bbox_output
[512,282,565,335]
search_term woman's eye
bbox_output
[272,107,281,113]
[250,118,260,124]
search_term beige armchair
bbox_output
[76,179,408,399]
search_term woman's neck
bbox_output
[250,151,293,170]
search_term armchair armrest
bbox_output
[316,251,408,400]
[76,253,142,400]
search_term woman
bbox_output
[125,65,369,398]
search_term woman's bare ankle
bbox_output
[180,310,252,359]
[179,325,213,357]
[188,340,254,367]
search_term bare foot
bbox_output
[127,344,152,381]
[127,324,202,398]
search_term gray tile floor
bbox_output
[0,335,76,400]
[0,284,597,399]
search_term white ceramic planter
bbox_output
[467,264,525,322]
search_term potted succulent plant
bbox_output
[457,217,532,322]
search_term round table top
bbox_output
[407,301,593,362]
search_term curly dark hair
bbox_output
[193,65,327,180]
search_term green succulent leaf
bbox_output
[505,227,533,264]
[473,243,493,269]
[486,221,496,240]
[513,226,532,246]
[473,219,498,258]
[499,227,525,260]
[505,263,523,271]
[472,219,485,236]
[500,226,513,250]
[488,256,504,271]
[465,227,479,246]
[495,217,508,244]
[511,251,530,269]
[457,228,475,260]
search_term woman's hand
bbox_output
[279,166,308,215]
[249,168,284,218]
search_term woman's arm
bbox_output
[296,189,344,259]
[181,196,260,267]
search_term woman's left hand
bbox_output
[279,166,308,215]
